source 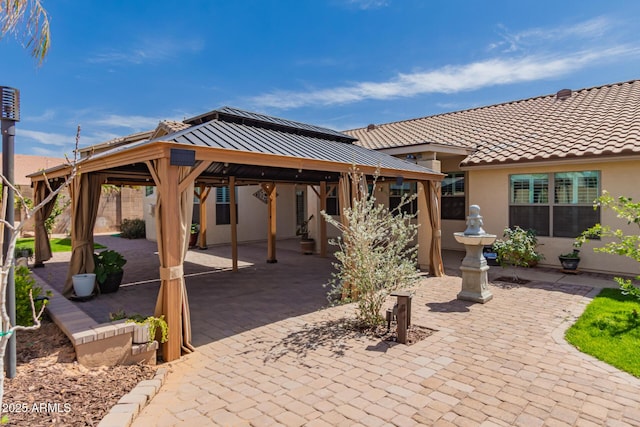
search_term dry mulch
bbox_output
[3,315,156,426]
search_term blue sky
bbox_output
[2,0,640,157]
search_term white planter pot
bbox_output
[132,324,150,344]
[72,273,96,297]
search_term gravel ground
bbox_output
[3,315,156,426]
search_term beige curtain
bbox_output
[427,180,444,277]
[152,162,195,354]
[63,173,104,296]
[33,179,63,266]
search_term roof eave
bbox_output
[460,152,640,170]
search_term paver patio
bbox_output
[35,236,640,426]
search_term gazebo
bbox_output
[29,107,444,362]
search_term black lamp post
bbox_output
[1,86,19,378]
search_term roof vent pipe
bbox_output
[556,88,572,101]
[366,124,376,131]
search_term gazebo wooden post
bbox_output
[229,177,238,271]
[261,183,277,263]
[417,181,431,271]
[319,181,327,257]
[157,159,183,362]
[197,184,211,249]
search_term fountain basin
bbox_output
[454,232,497,246]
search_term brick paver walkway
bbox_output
[35,236,640,426]
[128,269,640,426]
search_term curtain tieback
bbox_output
[76,240,91,247]
[160,265,184,280]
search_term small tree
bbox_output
[321,168,420,327]
[577,191,640,299]
[0,126,80,414]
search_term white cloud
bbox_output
[88,37,204,65]
[489,17,613,53]
[250,45,639,109]
[25,109,56,123]
[17,128,123,157]
[345,0,389,10]
[88,114,161,131]
[17,129,74,147]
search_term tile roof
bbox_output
[345,79,640,167]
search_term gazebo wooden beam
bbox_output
[229,176,238,271]
[319,181,327,257]
[261,182,277,263]
[197,184,211,249]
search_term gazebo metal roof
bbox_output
[32,106,443,185]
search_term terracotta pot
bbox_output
[300,239,315,255]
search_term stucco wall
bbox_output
[144,184,297,244]
[467,159,640,276]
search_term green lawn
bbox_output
[16,237,106,253]
[565,288,640,377]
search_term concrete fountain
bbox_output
[453,205,496,303]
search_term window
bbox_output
[553,171,600,238]
[215,186,238,225]
[389,182,417,215]
[325,187,339,216]
[508,171,600,238]
[442,172,465,220]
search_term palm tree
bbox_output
[0,0,51,64]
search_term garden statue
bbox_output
[454,205,496,303]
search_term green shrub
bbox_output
[120,218,146,239]
[493,226,544,266]
[15,266,51,326]
[14,245,33,259]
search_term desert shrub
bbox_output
[321,169,420,327]
[15,266,51,326]
[120,218,145,239]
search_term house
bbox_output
[345,79,640,276]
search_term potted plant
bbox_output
[93,249,127,293]
[189,223,200,248]
[126,314,169,344]
[296,214,315,254]
[559,248,580,272]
